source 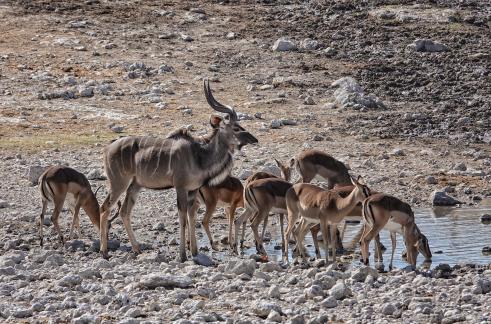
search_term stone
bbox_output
[259,262,283,273]
[226,32,236,40]
[110,125,124,133]
[253,301,282,318]
[267,310,283,322]
[13,308,33,318]
[72,314,99,324]
[301,38,320,50]
[409,39,449,52]
[0,267,15,275]
[125,308,143,318]
[229,259,256,277]
[426,176,438,184]
[158,64,174,74]
[270,119,282,129]
[453,162,467,171]
[26,165,48,185]
[382,303,397,316]
[351,266,379,282]
[272,37,297,52]
[480,214,491,224]
[305,285,324,298]
[331,77,385,110]
[392,148,405,156]
[78,86,94,97]
[431,190,461,206]
[86,168,105,180]
[304,96,315,105]
[473,276,491,294]
[329,282,350,300]
[193,253,214,267]
[320,296,337,308]
[58,275,83,287]
[268,285,281,299]
[45,254,64,266]
[140,274,193,289]
[0,200,8,208]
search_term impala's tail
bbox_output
[38,172,54,203]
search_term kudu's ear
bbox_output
[210,115,223,129]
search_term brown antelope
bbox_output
[38,166,101,246]
[360,194,432,270]
[189,176,244,250]
[284,176,371,264]
[99,80,258,261]
[291,150,351,188]
[231,159,292,255]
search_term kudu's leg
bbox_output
[119,181,142,255]
[39,200,47,247]
[100,185,126,259]
[186,190,198,257]
[176,188,189,262]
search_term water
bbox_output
[235,199,491,269]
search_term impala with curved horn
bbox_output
[99,80,258,261]
[38,165,102,246]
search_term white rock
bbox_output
[382,303,397,315]
[253,301,282,318]
[269,285,281,299]
[272,37,297,52]
[329,282,351,300]
[58,275,83,287]
[320,296,337,308]
[301,38,320,50]
[267,310,283,322]
[140,274,193,289]
[409,39,449,52]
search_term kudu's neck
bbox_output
[200,129,231,168]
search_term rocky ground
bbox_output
[0,0,490,323]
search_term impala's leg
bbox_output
[389,232,396,270]
[295,219,311,259]
[360,225,379,266]
[340,221,347,242]
[69,203,81,240]
[310,224,321,259]
[330,223,338,265]
[374,233,382,263]
[201,200,217,250]
[319,219,330,263]
[240,221,246,248]
[39,200,47,247]
[279,213,284,253]
[251,210,268,255]
[261,213,269,241]
[120,181,142,255]
[403,226,418,267]
[51,202,64,245]
[234,208,252,253]
[227,202,238,251]
[283,209,296,262]
[186,190,198,257]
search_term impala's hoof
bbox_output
[100,251,110,260]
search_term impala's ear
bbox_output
[289,158,295,168]
[210,115,223,129]
[357,176,366,186]
[274,158,281,168]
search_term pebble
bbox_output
[320,296,337,308]
[330,282,351,300]
[480,214,491,224]
[409,39,449,52]
[0,200,9,208]
[139,274,193,289]
[426,176,438,184]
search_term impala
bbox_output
[38,166,101,246]
[360,194,432,269]
[284,176,371,264]
[98,80,258,261]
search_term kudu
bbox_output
[38,166,101,246]
[360,194,432,270]
[99,80,258,261]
